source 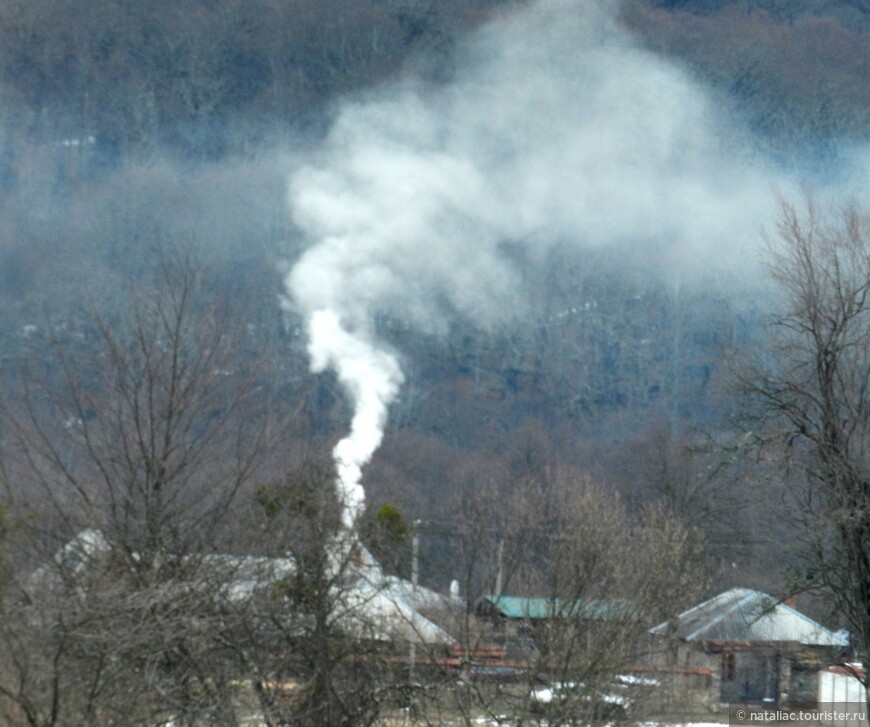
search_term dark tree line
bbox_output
[0,0,867,168]
[0,0,517,163]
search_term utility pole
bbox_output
[409,519,421,683]
[411,519,420,590]
[407,518,455,685]
[495,538,504,598]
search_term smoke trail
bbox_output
[284,0,790,528]
[305,309,403,529]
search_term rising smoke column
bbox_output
[285,122,520,529]
[284,0,787,529]
[284,93,523,530]
[305,309,403,529]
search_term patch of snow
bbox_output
[616,673,660,687]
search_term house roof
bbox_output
[650,588,848,646]
[35,531,455,646]
[197,548,457,645]
[479,595,630,621]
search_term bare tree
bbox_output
[507,471,703,726]
[407,468,704,726]
[0,246,283,725]
[222,459,414,727]
[739,193,870,705]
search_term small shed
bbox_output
[650,588,849,706]
[476,594,630,646]
[478,595,627,621]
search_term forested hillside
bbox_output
[0,0,867,599]
[622,0,870,165]
[0,0,512,162]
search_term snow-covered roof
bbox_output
[56,528,110,573]
[337,577,454,644]
[39,531,454,646]
[650,588,848,646]
[335,543,456,644]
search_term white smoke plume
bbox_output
[285,0,792,528]
[306,309,403,529]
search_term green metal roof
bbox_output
[480,595,630,621]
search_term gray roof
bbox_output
[651,588,848,646]
[38,531,454,646]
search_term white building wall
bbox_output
[818,669,868,727]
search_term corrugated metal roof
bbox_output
[480,595,630,621]
[650,588,848,646]
[36,532,455,646]
[200,549,456,645]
